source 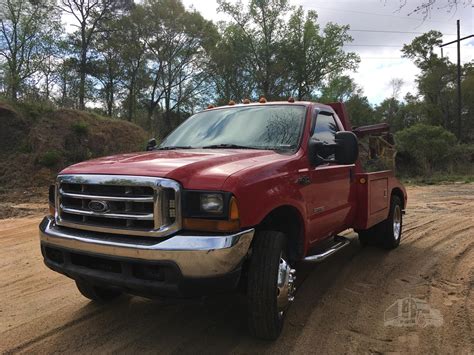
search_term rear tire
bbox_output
[75,280,122,302]
[379,195,403,249]
[247,231,295,340]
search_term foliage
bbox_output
[215,1,359,101]
[71,121,89,136]
[0,0,62,101]
[0,0,473,181]
[38,150,62,168]
[0,0,360,138]
[395,124,458,175]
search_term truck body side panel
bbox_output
[353,171,406,230]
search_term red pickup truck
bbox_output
[40,100,406,340]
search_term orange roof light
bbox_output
[259,97,267,103]
[288,97,295,103]
[228,100,236,105]
[207,104,215,109]
[243,98,251,104]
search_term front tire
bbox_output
[75,280,122,302]
[247,231,296,340]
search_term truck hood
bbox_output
[60,149,289,190]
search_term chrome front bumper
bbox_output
[39,216,254,278]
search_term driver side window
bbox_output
[312,113,339,143]
[312,113,339,159]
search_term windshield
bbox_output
[159,105,307,152]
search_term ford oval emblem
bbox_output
[88,200,109,213]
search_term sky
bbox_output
[182,0,474,105]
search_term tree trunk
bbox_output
[79,49,86,110]
[127,86,134,121]
[79,27,87,110]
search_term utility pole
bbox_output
[440,21,474,141]
[456,20,461,141]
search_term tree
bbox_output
[57,0,131,110]
[395,0,473,19]
[318,74,374,127]
[285,7,359,100]
[0,0,61,101]
[216,1,358,101]
[388,78,404,100]
[402,31,460,135]
[375,98,406,132]
[115,4,149,122]
[217,0,292,99]
[143,0,217,135]
[319,75,358,102]
[90,18,124,116]
[345,94,375,127]
[209,23,255,104]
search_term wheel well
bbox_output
[256,205,305,262]
[391,188,405,208]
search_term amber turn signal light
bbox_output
[183,219,240,233]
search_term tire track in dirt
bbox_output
[0,184,473,354]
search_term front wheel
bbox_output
[247,231,296,340]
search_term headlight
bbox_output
[182,190,230,218]
[200,193,224,213]
[182,190,240,232]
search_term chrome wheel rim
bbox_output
[276,255,296,317]
[393,205,402,241]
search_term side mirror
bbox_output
[308,131,358,166]
[146,138,157,151]
[335,131,358,165]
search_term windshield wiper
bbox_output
[156,146,193,150]
[201,144,257,149]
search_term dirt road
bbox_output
[1,184,473,354]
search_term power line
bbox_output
[345,44,404,48]
[358,57,405,60]
[344,44,458,48]
[307,5,450,24]
[348,29,456,36]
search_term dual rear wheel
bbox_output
[358,195,403,249]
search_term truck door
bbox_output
[306,111,354,242]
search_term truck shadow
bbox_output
[46,233,438,354]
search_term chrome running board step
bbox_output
[303,236,351,263]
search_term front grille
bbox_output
[55,175,181,237]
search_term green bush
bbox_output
[16,100,55,121]
[395,124,458,175]
[395,124,474,177]
[71,121,89,136]
[39,150,62,168]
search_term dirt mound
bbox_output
[0,101,148,191]
[0,103,28,156]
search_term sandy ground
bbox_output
[0,184,473,354]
